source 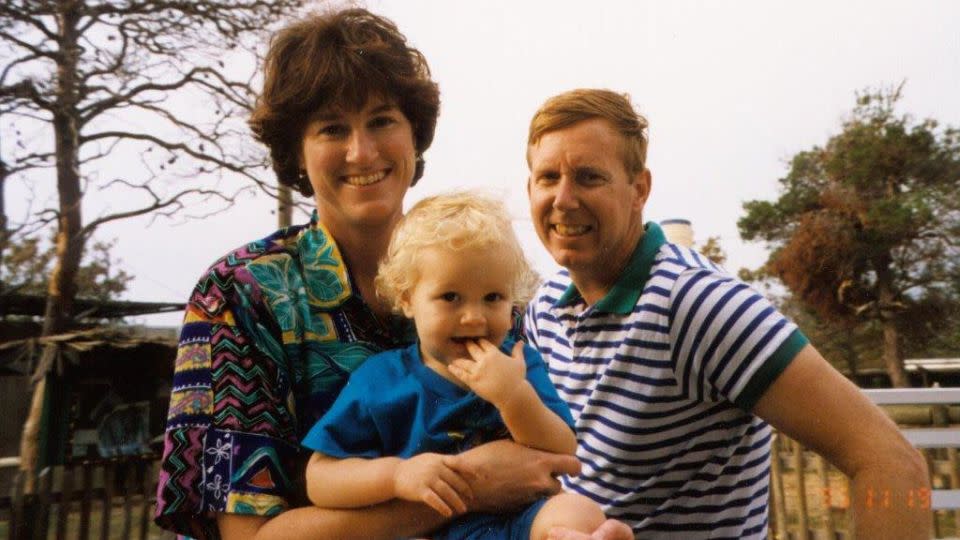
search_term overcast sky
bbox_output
[7,0,960,327]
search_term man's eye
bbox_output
[536,172,560,185]
[440,292,459,302]
[579,172,605,184]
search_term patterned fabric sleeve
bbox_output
[155,251,303,539]
[668,268,809,411]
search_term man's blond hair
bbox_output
[527,88,649,175]
[376,192,540,310]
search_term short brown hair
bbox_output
[249,8,441,195]
[527,89,649,175]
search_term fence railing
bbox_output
[1,455,164,540]
[5,388,960,540]
[770,387,960,540]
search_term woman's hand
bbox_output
[444,440,581,513]
[393,452,474,517]
[450,339,526,408]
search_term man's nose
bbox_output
[552,177,580,210]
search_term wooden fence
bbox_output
[1,455,168,540]
[770,388,960,540]
[5,388,960,540]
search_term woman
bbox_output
[154,8,581,540]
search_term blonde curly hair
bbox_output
[376,191,540,311]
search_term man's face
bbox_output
[527,118,650,289]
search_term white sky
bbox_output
[7,0,960,327]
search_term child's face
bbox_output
[400,244,516,366]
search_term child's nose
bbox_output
[460,306,485,325]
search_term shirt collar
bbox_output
[295,211,354,308]
[555,222,666,315]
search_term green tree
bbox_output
[738,84,960,387]
[2,232,131,303]
[697,236,727,266]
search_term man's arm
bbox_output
[444,439,582,513]
[752,344,930,539]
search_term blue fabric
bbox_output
[434,497,549,540]
[302,340,575,457]
[302,339,575,539]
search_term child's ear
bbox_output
[399,293,414,318]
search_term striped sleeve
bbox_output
[669,268,808,410]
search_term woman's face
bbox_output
[300,96,416,237]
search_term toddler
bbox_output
[301,192,605,539]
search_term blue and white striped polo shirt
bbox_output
[525,222,808,539]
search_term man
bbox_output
[523,89,930,539]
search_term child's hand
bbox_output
[393,452,473,517]
[450,339,527,408]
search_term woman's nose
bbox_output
[346,129,378,164]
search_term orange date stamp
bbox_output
[820,487,931,510]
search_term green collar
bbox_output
[555,222,666,314]
[294,211,354,309]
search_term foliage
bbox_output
[2,232,131,302]
[697,236,727,266]
[738,84,960,385]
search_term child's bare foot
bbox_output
[547,518,634,540]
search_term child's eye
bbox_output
[484,293,505,302]
[440,292,459,302]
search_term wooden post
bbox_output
[78,464,92,540]
[770,435,789,540]
[121,461,134,540]
[816,455,837,539]
[844,474,855,540]
[11,470,25,540]
[792,438,810,540]
[56,463,74,540]
[100,463,115,540]
[34,466,53,540]
[138,459,153,540]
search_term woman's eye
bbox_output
[370,115,396,129]
[318,124,348,137]
[440,292,459,302]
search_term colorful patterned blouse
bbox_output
[154,215,415,539]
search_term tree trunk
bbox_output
[19,0,83,499]
[0,153,7,281]
[277,183,293,228]
[876,258,909,387]
[881,318,909,387]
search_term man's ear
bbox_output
[633,168,652,211]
